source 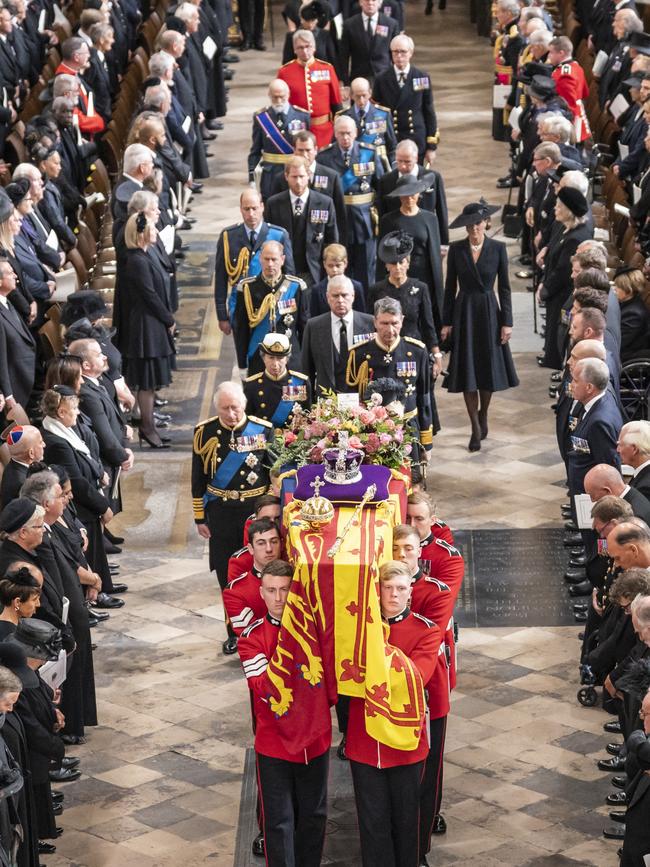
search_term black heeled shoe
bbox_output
[138,432,171,450]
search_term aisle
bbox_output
[45,3,619,866]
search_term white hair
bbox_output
[214,381,246,408]
[560,170,589,196]
[123,144,153,175]
[620,421,650,457]
[293,28,315,45]
[149,50,175,78]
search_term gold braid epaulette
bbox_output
[193,427,220,476]
[244,282,277,327]
[223,230,251,289]
[345,350,369,396]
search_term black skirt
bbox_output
[124,355,175,392]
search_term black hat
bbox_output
[529,74,557,100]
[449,198,500,229]
[51,384,77,398]
[0,189,14,223]
[517,61,552,84]
[6,619,62,662]
[5,178,31,207]
[623,74,643,88]
[165,14,187,34]
[300,0,331,26]
[60,290,109,326]
[0,640,35,687]
[614,263,642,278]
[546,159,583,182]
[630,32,650,55]
[386,172,434,198]
[363,377,406,406]
[557,185,589,217]
[0,498,38,535]
[378,230,414,264]
[143,76,162,90]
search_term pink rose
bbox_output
[374,406,388,420]
[284,431,297,445]
[383,419,396,431]
[317,438,328,450]
[404,443,412,455]
[329,417,341,428]
[394,429,404,443]
[379,433,392,446]
[366,433,380,454]
[348,435,362,449]
[359,410,375,426]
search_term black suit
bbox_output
[630,463,650,500]
[78,377,128,469]
[0,296,36,405]
[301,310,375,395]
[0,459,28,509]
[339,13,398,85]
[376,167,449,243]
[264,190,338,284]
[271,161,347,240]
[83,51,112,122]
[623,485,650,525]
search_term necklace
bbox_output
[470,241,483,252]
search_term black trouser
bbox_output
[419,715,447,857]
[206,498,251,638]
[256,750,329,867]
[335,694,350,734]
[351,759,424,867]
[238,0,264,42]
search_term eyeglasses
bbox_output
[391,49,409,53]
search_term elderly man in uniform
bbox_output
[346,297,433,467]
[214,189,295,335]
[490,0,524,146]
[372,34,439,164]
[336,77,397,170]
[191,381,272,654]
[264,155,339,285]
[277,29,342,149]
[233,240,307,378]
[317,114,384,287]
[244,332,311,427]
[248,79,311,202]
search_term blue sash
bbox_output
[255,111,295,155]
[271,399,293,427]
[247,279,301,364]
[340,145,376,194]
[206,419,267,503]
[228,226,287,321]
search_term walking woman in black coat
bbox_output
[442,200,519,451]
[536,186,593,370]
[119,212,176,448]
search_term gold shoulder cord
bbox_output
[193,427,220,476]
[244,283,278,327]
[345,350,369,396]
[223,231,251,288]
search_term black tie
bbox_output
[294,198,303,217]
[359,108,366,131]
[249,230,256,249]
[366,15,373,36]
[276,112,284,130]
[339,318,348,358]
[398,72,406,87]
[343,151,351,168]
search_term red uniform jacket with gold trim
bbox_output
[277,58,342,148]
[223,568,266,635]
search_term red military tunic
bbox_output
[55,63,105,136]
[223,567,266,635]
[551,61,590,142]
[277,57,342,148]
[238,614,331,762]
[227,545,254,583]
[426,520,455,547]
[346,609,440,769]
[419,536,464,693]
[409,571,451,720]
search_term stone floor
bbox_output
[44,1,625,865]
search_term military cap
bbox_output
[260,332,291,357]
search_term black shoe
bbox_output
[515,269,533,279]
[573,603,588,612]
[570,555,587,567]
[51,791,64,802]
[154,411,172,422]
[569,580,592,597]
[223,51,239,62]
[564,520,578,531]
[189,181,204,193]
[577,631,585,640]
[103,538,122,554]
[205,119,223,130]
[60,735,85,746]
[252,832,264,857]
[598,756,625,772]
[38,842,56,854]
[201,129,217,141]
[561,507,572,517]
[254,40,266,50]
[111,583,128,594]
[574,610,587,622]
[88,611,110,624]
[497,173,512,184]
[223,635,238,655]
[104,529,124,544]
[239,38,251,50]
[53,802,63,816]
[61,757,80,770]
[607,742,622,756]
[609,810,627,823]
[606,791,627,805]
[570,547,585,556]
[612,775,627,789]
[564,533,583,547]
[604,720,622,734]
[109,563,120,574]
[496,177,519,189]
[551,371,563,383]
[337,735,347,760]
[49,767,81,783]
[93,593,124,609]
[603,824,625,840]
[420,858,430,867]
[54,827,63,838]
[564,569,587,582]
[139,431,171,449]
[431,814,446,834]
[519,254,532,265]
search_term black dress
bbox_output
[2,711,39,867]
[442,237,519,393]
[119,248,176,392]
[377,209,444,331]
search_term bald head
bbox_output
[584,464,626,501]
[5,425,45,463]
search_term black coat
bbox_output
[1,711,39,867]
[368,277,437,348]
[376,167,449,243]
[271,162,347,239]
[41,428,107,522]
[83,51,112,122]
[117,249,175,360]
[630,463,650,500]
[0,298,36,406]
[567,391,623,495]
[301,310,375,395]
[0,460,27,509]
[372,64,438,158]
[339,13,398,85]
[78,377,128,469]
[309,276,366,317]
[620,295,649,361]
[442,237,519,394]
[39,180,76,250]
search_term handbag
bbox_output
[501,181,523,239]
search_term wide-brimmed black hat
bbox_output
[546,159,584,183]
[557,185,589,217]
[5,178,31,207]
[529,74,557,100]
[6,619,62,662]
[60,290,109,327]
[630,31,650,55]
[300,0,331,26]
[449,199,500,229]
[378,231,414,264]
[517,61,552,84]
[386,173,434,198]
[260,332,291,357]
[0,640,35,687]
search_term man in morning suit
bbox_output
[248,79,311,202]
[301,275,374,396]
[214,189,295,334]
[316,114,384,288]
[336,77,397,170]
[264,156,338,285]
[372,33,439,163]
[339,0,398,87]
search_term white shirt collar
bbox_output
[583,391,606,415]
[634,458,650,476]
[364,13,378,23]
[83,374,100,385]
[123,172,143,186]
[0,295,7,308]
[289,190,309,206]
[400,166,419,178]
[621,484,631,497]
[394,64,410,77]
[331,310,352,325]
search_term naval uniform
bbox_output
[336,103,398,170]
[372,65,439,161]
[238,614,331,867]
[232,272,308,375]
[316,141,384,288]
[345,335,433,455]
[191,413,272,626]
[243,369,311,428]
[277,57,343,149]
[346,608,440,867]
[248,104,312,201]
